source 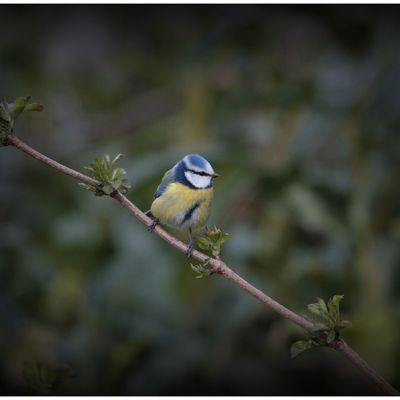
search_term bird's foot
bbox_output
[148,218,159,232]
[185,242,194,258]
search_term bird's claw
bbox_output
[148,218,159,232]
[185,243,194,258]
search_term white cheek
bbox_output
[185,171,212,189]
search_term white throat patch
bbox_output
[184,171,212,189]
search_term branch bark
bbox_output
[5,133,399,395]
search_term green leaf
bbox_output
[307,303,322,318]
[307,295,352,340]
[190,263,199,273]
[216,232,230,247]
[317,297,328,314]
[311,322,330,332]
[0,96,44,145]
[0,120,11,141]
[119,179,131,193]
[78,182,91,190]
[197,236,211,251]
[190,259,211,278]
[198,225,230,254]
[190,263,205,279]
[111,153,124,166]
[331,294,344,307]
[290,340,317,359]
[307,296,341,329]
[326,329,336,344]
[328,294,344,324]
[0,102,12,143]
[81,153,130,196]
[337,320,352,330]
[111,167,126,181]
[78,182,104,196]
[102,184,115,195]
[25,102,44,112]
[10,96,31,120]
[294,295,351,354]
[0,102,11,122]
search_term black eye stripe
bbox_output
[187,169,210,176]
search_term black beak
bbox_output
[212,173,219,178]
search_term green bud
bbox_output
[10,96,31,120]
[25,102,44,112]
[290,340,317,359]
[326,329,336,345]
[81,153,130,196]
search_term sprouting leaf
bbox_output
[111,167,126,181]
[81,153,130,196]
[307,296,340,329]
[190,259,211,278]
[292,295,352,358]
[311,322,330,332]
[337,320,352,330]
[25,102,44,112]
[330,294,344,308]
[0,96,44,145]
[0,102,11,122]
[317,297,328,314]
[308,295,350,338]
[307,303,321,317]
[196,225,230,255]
[197,236,211,251]
[327,294,344,324]
[111,153,124,166]
[119,178,131,194]
[290,340,317,359]
[0,102,12,142]
[102,184,115,195]
[78,182,103,196]
[10,95,31,120]
[326,329,336,345]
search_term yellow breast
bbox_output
[150,182,213,230]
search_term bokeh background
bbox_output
[1,4,400,395]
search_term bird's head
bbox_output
[177,153,219,189]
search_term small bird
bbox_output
[147,153,219,256]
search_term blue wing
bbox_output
[154,168,174,198]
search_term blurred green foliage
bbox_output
[1,5,400,395]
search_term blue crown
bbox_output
[185,153,208,169]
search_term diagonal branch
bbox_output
[4,133,399,395]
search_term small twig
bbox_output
[6,134,100,188]
[5,133,399,395]
[333,339,399,395]
[217,262,314,332]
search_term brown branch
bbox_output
[333,339,398,395]
[6,134,99,188]
[5,133,399,395]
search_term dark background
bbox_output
[1,4,400,395]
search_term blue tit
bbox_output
[147,153,219,256]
